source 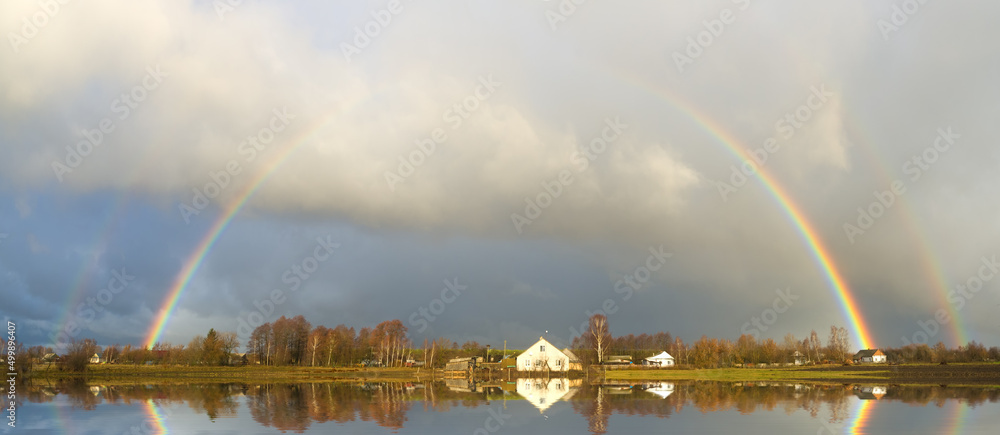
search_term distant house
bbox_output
[42,353,59,363]
[644,351,675,367]
[792,351,807,365]
[89,353,103,364]
[445,357,481,371]
[516,337,581,372]
[853,349,887,364]
[228,353,248,366]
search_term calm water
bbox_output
[7,379,1000,434]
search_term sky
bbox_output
[1,0,998,352]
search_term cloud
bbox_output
[1,1,999,348]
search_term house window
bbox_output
[540,345,546,352]
[556,359,563,367]
[526,360,531,367]
[535,360,542,367]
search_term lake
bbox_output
[8,379,1000,434]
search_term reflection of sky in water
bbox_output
[8,383,1000,435]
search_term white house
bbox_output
[792,351,807,365]
[516,337,581,372]
[89,353,103,364]
[644,351,675,366]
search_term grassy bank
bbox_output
[29,364,440,385]
[27,362,1000,386]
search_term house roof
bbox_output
[645,351,674,361]
[517,337,575,361]
[562,348,581,362]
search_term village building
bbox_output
[643,351,675,367]
[516,337,582,372]
[853,349,887,364]
[792,351,807,365]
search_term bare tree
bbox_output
[808,330,821,363]
[585,314,612,364]
[828,325,849,362]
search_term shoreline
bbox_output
[24,362,1000,387]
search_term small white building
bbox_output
[516,337,581,371]
[644,351,675,367]
[89,353,103,364]
[792,351,807,365]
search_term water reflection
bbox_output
[515,378,581,412]
[18,379,1000,434]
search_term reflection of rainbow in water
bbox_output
[942,400,968,435]
[144,399,168,435]
[849,393,969,435]
[848,398,875,435]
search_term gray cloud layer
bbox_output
[1,0,998,349]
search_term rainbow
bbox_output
[144,75,882,350]
[842,115,968,346]
[51,196,127,350]
[600,66,876,348]
[143,111,337,349]
[698,121,875,349]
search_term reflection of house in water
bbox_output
[445,378,478,393]
[640,382,675,399]
[515,378,580,412]
[855,385,887,400]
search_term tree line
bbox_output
[571,314,1000,368]
[20,312,1000,373]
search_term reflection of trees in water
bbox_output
[570,382,1000,435]
[185,384,240,421]
[21,380,1000,433]
[248,382,417,431]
